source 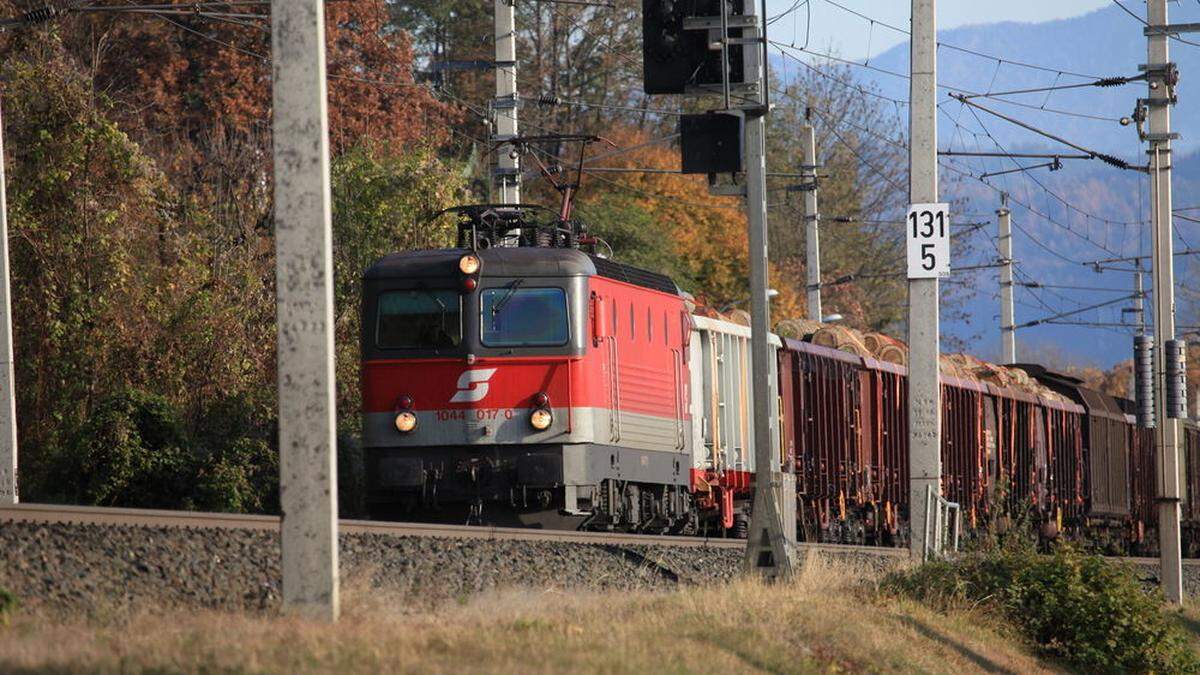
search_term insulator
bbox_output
[1165,338,1187,419]
[1135,335,1155,428]
[22,5,59,24]
[536,94,561,108]
[1095,153,1129,170]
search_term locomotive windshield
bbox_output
[481,286,569,347]
[376,289,462,349]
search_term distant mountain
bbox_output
[772,5,1200,367]
[868,4,1200,157]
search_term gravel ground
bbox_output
[2,521,1194,616]
[0,521,758,615]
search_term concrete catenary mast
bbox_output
[271,0,340,621]
[907,0,942,560]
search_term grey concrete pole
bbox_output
[1131,266,1144,401]
[1147,0,1183,604]
[743,0,796,578]
[0,98,17,506]
[493,0,521,205]
[271,0,339,620]
[907,0,941,561]
[998,195,1015,364]
[1135,265,1145,337]
[801,124,822,321]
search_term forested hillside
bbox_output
[4,0,962,512]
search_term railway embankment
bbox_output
[0,505,1195,616]
[0,520,740,614]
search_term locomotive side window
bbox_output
[481,287,569,347]
[375,289,462,349]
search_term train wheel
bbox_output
[731,513,749,539]
[670,512,699,537]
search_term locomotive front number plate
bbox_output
[906,202,951,279]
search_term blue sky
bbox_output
[766,0,1113,61]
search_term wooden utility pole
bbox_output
[907,0,942,560]
[271,0,340,620]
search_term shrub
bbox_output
[881,544,1199,673]
[53,389,195,508]
[195,438,278,514]
[34,388,281,514]
[0,587,16,625]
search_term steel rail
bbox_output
[0,503,907,556]
[5,503,1197,566]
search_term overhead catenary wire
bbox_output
[776,48,1147,240]
[836,101,1132,259]
[813,0,1105,79]
[40,0,1161,341]
[939,102,1145,235]
[1017,293,1139,328]
[1112,0,1200,49]
[949,93,1141,171]
[784,85,1135,264]
[773,40,1127,123]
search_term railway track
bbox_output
[6,503,1196,569]
[0,503,904,557]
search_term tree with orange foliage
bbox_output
[571,125,804,320]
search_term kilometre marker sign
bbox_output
[906,203,950,279]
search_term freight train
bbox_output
[360,204,1200,555]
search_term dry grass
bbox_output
[0,553,1067,674]
[1177,603,1200,654]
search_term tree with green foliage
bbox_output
[330,141,468,425]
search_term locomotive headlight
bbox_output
[530,408,553,430]
[395,410,418,433]
[459,254,481,275]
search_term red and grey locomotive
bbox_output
[362,206,708,531]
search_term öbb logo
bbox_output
[450,368,498,403]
